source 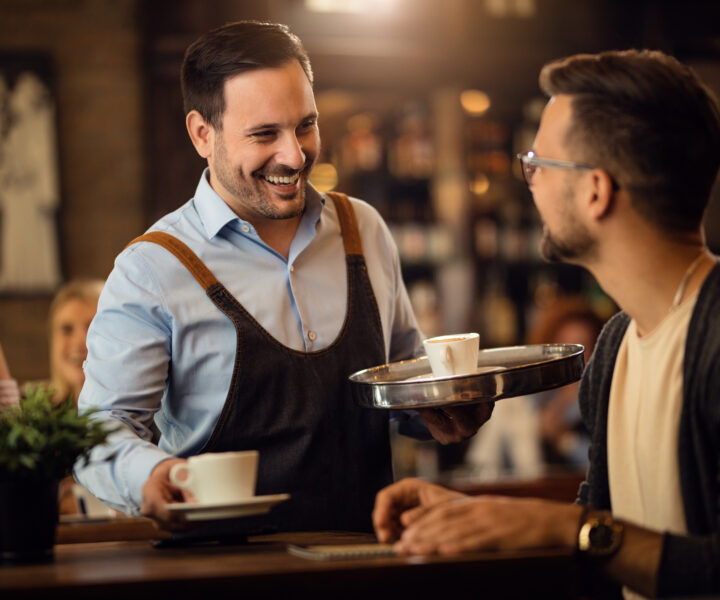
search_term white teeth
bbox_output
[263,173,299,185]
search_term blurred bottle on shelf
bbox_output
[407,279,441,338]
[388,108,434,180]
[473,215,499,259]
[339,112,384,174]
[475,269,518,347]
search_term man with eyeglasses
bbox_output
[373,49,720,599]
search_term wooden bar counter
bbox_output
[0,519,579,599]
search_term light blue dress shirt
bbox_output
[75,169,425,514]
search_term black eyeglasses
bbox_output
[516,151,595,185]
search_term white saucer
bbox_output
[166,493,290,521]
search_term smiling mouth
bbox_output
[258,172,301,186]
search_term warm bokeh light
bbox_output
[315,90,358,118]
[305,0,400,14]
[484,0,536,18]
[470,173,491,195]
[309,162,339,192]
[347,113,378,133]
[460,90,491,115]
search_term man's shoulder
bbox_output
[322,191,394,243]
[579,311,629,401]
[694,260,720,313]
[594,311,631,357]
[685,261,720,425]
[325,191,385,224]
[146,199,199,237]
[688,260,720,355]
[122,200,207,259]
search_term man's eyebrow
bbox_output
[245,112,319,134]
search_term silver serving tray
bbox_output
[349,344,585,409]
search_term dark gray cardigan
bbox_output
[576,260,720,597]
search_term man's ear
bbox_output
[587,169,615,220]
[186,110,214,159]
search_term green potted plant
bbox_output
[0,384,112,563]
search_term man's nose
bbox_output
[276,133,306,170]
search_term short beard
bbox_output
[540,225,594,263]
[212,135,312,221]
[539,181,595,263]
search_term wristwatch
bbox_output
[577,512,624,558]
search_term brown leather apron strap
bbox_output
[125,231,218,291]
[127,193,360,289]
[325,191,363,257]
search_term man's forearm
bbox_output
[581,510,663,598]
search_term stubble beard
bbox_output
[539,184,595,263]
[540,225,594,263]
[212,138,312,221]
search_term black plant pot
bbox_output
[0,478,59,563]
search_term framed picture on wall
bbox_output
[0,53,62,293]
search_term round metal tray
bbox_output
[349,344,585,409]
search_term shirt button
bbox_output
[308,331,317,341]
[289,265,295,273]
[241,224,250,233]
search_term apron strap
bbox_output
[125,193,362,289]
[125,231,218,291]
[325,191,363,257]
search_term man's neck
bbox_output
[584,232,712,337]
[205,170,306,260]
[253,216,303,259]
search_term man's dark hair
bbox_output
[539,49,720,232]
[181,20,313,129]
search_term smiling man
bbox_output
[73,21,491,533]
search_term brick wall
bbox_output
[0,0,144,382]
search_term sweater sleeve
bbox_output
[656,262,720,596]
[657,532,720,596]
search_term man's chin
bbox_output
[540,235,592,265]
[274,207,305,220]
[268,197,306,220]
[540,237,563,263]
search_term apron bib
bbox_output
[129,192,392,531]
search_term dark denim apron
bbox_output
[129,192,392,532]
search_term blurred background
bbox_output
[1,0,719,484]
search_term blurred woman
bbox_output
[46,279,104,513]
[48,279,104,404]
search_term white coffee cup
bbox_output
[168,450,258,505]
[423,332,480,377]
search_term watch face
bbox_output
[590,523,614,547]
[579,515,624,557]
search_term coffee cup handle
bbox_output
[442,346,455,375]
[168,462,192,490]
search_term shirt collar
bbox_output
[303,183,325,224]
[193,168,241,239]
[193,167,326,239]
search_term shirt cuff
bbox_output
[123,446,176,512]
[75,436,173,515]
